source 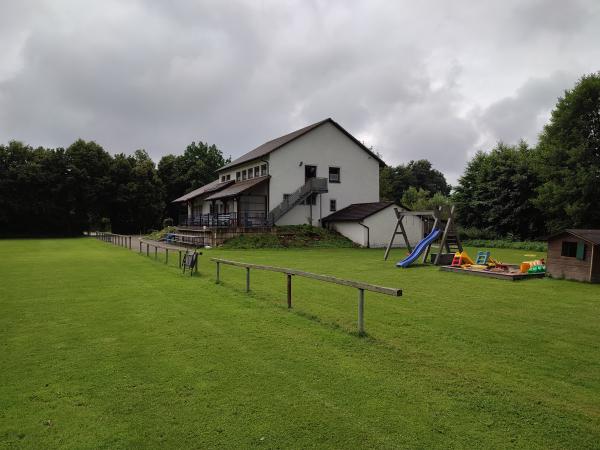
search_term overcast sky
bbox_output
[1,0,599,183]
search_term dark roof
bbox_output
[322,201,397,223]
[171,179,234,203]
[549,229,600,245]
[219,118,386,172]
[204,176,269,201]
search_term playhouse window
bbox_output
[330,199,337,212]
[236,171,241,181]
[261,164,267,176]
[242,170,247,180]
[561,241,578,258]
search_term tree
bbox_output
[534,73,600,232]
[453,142,544,239]
[158,141,230,221]
[380,159,450,205]
[401,187,451,211]
[64,139,113,233]
[108,150,164,234]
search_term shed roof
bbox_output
[549,229,600,245]
[322,202,397,223]
[204,176,269,201]
[171,179,234,203]
[218,118,386,172]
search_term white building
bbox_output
[322,202,424,248]
[173,118,422,247]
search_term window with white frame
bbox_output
[247,168,253,179]
[254,166,260,177]
[261,164,267,176]
[329,167,340,183]
[236,171,241,181]
[242,170,247,180]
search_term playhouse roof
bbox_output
[549,229,600,245]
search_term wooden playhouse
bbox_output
[546,229,600,283]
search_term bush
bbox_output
[463,239,547,252]
[146,226,177,241]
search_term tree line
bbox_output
[1,73,598,239]
[0,140,228,235]
[381,73,600,239]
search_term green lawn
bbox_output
[1,239,599,448]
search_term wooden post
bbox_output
[358,288,365,335]
[178,250,182,268]
[246,267,250,292]
[287,274,292,308]
[146,243,149,256]
[165,248,169,264]
[139,241,142,253]
[154,246,157,260]
[216,262,220,283]
[129,236,132,249]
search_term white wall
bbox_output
[328,205,424,248]
[268,122,381,225]
[363,206,423,248]
[330,222,367,246]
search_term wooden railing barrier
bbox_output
[210,258,402,335]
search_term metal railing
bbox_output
[178,211,270,228]
[268,177,328,223]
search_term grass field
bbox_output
[1,238,599,448]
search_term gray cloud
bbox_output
[1,0,599,184]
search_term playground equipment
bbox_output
[451,251,475,267]
[396,228,441,268]
[384,205,462,267]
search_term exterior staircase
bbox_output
[268,177,328,224]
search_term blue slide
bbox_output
[396,228,441,268]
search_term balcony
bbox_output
[179,211,271,229]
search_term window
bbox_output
[261,164,267,176]
[254,166,260,177]
[329,167,340,183]
[226,174,231,181]
[221,175,226,182]
[247,168,253,179]
[330,199,337,212]
[283,194,290,203]
[561,241,578,258]
[236,172,241,181]
[242,170,247,180]
[305,165,317,180]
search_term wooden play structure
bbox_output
[384,205,462,265]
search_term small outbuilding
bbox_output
[322,202,423,248]
[546,229,600,283]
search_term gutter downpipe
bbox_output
[359,222,370,248]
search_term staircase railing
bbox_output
[268,177,328,224]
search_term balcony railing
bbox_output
[178,211,271,228]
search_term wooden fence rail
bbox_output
[210,258,402,335]
[138,239,196,272]
[95,232,132,249]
